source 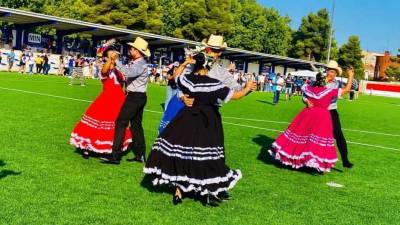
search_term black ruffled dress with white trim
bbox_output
[144,73,241,196]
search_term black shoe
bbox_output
[101,156,120,165]
[173,194,182,205]
[82,153,90,159]
[343,161,354,168]
[202,195,221,207]
[217,191,232,201]
[127,156,146,163]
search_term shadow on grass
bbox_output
[73,148,130,159]
[252,134,324,176]
[140,175,206,205]
[0,160,21,180]
[256,100,275,106]
[140,174,173,195]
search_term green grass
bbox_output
[0,72,399,225]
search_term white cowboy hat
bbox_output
[127,37,151,57]
[201,34,228,50]
[326,60,342,75]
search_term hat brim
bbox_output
[201,39,227,50]
[327,66,342,75]
[127,42,151,57]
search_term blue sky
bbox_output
[259,0,400,54]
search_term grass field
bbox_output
[0,72,399,225]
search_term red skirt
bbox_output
[70,86,132,153]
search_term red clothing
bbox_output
[70,69,131,153]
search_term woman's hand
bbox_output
[180,94,194,107]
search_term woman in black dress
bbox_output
[144,53,256,206]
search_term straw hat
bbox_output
[201,34,227,50]
[326,60,342,75]
[127,37,151,57]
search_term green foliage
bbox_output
[174,0,233,41]
[338,36,364,80]
[226,0,292,55]
[290,9,337,62]
[385,53,400,80]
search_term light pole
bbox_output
[327,0,336,63]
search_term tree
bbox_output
[174,0,233,41]
[226,0,266,51]
[261,8,292,55]
[291,9,337,62]
[159,0,184,37]
[226,0,292,55]
[385,53,400,81]
[338,36,364,80]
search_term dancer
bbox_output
[144,53,256,206]
[305,61,354,168]
[70,43,131,158]
[269,67,354,172]
[102,37,151,164]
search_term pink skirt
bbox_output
[269,107,338,172]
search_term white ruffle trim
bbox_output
[144,167,242,196]
[269,142,338,172]
[70,133,131,154]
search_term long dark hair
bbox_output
[191,53,210,74]
[313,72,326,87]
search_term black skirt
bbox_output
[144,105,241,196]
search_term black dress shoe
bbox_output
[217,191,232,201]
[202,195,221,207]
[127,156,146,163]
[82,153,90,160]
[173,195,182,205]
[101,156,120,165]
[343,161,354,168]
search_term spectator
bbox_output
[18,51,27,74]
[42,54,50,75]
[58,55,64,76]
[7,48,16,72]
[28,53,35,75]
[68,54,75,76]
[258,73,265,92]
[273,73,285,104]
[35,54,43,74]
[285,74,294,101]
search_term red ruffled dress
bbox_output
[269,85,339,172]
[70,69,131,153]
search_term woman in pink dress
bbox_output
[269,73,340,172]
[70,43,131,158]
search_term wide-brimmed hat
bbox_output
[127,37,151,57]
[326,60,342,75]
[201,34,227,50]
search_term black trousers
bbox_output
[330,109,350,164]
[112,92,147,159]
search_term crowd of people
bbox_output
[66,34,355,208]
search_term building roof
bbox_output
[0,6,325,69]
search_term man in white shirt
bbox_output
[273,74,285,104]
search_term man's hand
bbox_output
[245,80,257,92]
[181,94,194,107]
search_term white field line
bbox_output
[1,86,400,152]
[222,121,400,152]
[223,116,400,137]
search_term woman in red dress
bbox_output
[70,44,131,158]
